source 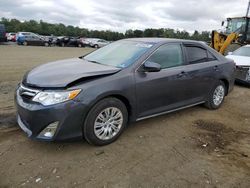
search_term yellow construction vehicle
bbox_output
[211,1,250,55]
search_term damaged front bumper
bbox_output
[235,66,250,86]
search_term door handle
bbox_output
[214,65,219,71]
[177,71,187,78]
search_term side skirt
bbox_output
[136,101,205,121]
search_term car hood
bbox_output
[23,58,121,88]
[226,55,250,67]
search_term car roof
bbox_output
[123,37,204,44]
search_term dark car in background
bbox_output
[22,35,50,46]
[77,38,90,47]
[54,36,89,47]
[54,36,68,46]
[0,24,7,43]
[55,36,79,47]
[15,38,235,146]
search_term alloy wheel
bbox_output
[213,85,225,106]
[94,107,123,140]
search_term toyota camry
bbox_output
[15,38,235,146]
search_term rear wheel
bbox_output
[205,81,226,109]
[94,44,99,48]
[44,42,49,47]
[83,98,128,146]
[78,43,82,48]
[23,41,28,46]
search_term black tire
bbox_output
[83,98,128,146]
[78,43,82,48]
[44,42,49,47]
[205,81,226,110]
[23,41,28,46]
[94,44,99,48]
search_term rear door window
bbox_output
[185,45,216,64]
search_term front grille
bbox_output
[235,67,250,81]
[18,84,39,100]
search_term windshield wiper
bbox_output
[88,60,102,64]
[82,57,102,65]
[83,57,119,68]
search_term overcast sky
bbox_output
[0,0,249,33]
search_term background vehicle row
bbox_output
[3,31,110,47]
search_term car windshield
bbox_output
[232,47,250,57]
[83,40,153,68]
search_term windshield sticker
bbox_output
[135,43,153,48]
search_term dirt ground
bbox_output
[0,45,249,188]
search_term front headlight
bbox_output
[32,89,81,106]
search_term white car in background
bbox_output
[6,32,16,42]
[226,45,250,86]
[87,38,110,48]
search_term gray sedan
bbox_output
[88,38,110,48]
[15,38,235,146]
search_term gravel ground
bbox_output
[0,45,249,188]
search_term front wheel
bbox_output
[83,98,128,146]
[205,81,226,110]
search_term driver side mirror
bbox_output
[142,61,161,72]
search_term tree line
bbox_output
[1,18,210,42]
